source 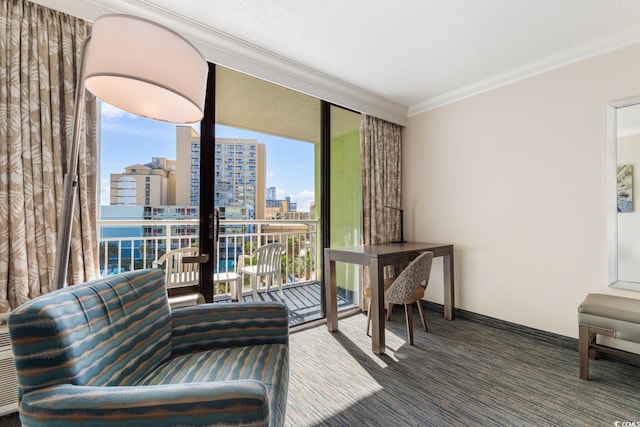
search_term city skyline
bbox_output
[100,102,315,212]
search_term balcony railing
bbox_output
[98,219,319,298]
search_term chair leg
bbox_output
[405,304,414,345]
[251,275,258,301]
[230,278,237,301]
[265,274,271,292]
[365,300,372,336]
[234,277,242,302]
[416,301,428,332]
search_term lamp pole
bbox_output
[52,38,91,290]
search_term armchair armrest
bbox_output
[20,381,270,427]
[171,302,289,356]
[237,254,251,271]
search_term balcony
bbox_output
[97,218,350,325]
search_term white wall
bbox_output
[404,43,640,338]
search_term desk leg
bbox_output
[325,257,338,332]
[443,252,455,320]
[370,260,385,354]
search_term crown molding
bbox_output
[37,0,640,124]
[153,6,408,125]
[408,23,640,117]
[35,0,408,125]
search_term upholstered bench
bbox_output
[578,293,640,380]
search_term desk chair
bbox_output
[365,251,434,345]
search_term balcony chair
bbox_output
[238,243,286,300]
[8,269,289,426]
[365,251,434,345]
[153,247,204,308]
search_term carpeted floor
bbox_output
[2,305,638,427]
[285,307,640,427]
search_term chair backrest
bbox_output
[385,251,434,305]
[8,269,172,398]
[153,247,199,289]
[252,243,286,275]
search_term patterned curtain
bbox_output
[361,114,402,245]
[360,115,402,295]
[0,0,98,313]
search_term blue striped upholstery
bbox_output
[8,269,289,427]
[171,302,289,353]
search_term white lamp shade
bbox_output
[85,14,208,124]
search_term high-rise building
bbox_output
[266,186,276,200]
[112,129,266,222]
[176,129,266,219]
[213,137,266,219]
[109,157,175,206]
[175,126,200,206]
[266,194,301,219]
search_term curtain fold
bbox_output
[0,0,98,313]
[360,114,403,293]
[361,114,403,245]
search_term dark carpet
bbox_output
[285,305,640,427]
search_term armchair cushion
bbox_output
[20,381,270,427]
[9,269,172,396]
[9,269,289,427]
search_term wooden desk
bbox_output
[324,242,454,354]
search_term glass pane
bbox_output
[330,106,362,307]
[98,101,200,279]
[215,66,322,323]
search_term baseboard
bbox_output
[420,301,578,351]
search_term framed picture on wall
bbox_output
[617,164,633,213]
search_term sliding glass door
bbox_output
[211,66,325,323]
[97,62,363,325]
[328,105,362,307]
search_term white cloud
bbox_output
[99,102,135,121]
[276,188,315,212]
[99,178,110,207]
[293,190,315,212]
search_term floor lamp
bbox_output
[52,14,208,290]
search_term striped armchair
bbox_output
[8,269,289,427]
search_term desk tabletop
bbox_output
[326,242,452,258]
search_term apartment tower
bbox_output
[176,128,266,219]
[109,157,175,206]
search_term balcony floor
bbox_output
[218,281,358,326]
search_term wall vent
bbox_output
[0,324,18,416]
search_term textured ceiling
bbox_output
[144,0,640,111]
[32,0,640,119]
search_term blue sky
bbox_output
[100,103,316,211]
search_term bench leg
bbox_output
[579,324,616,380]
[579,324,590,380]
